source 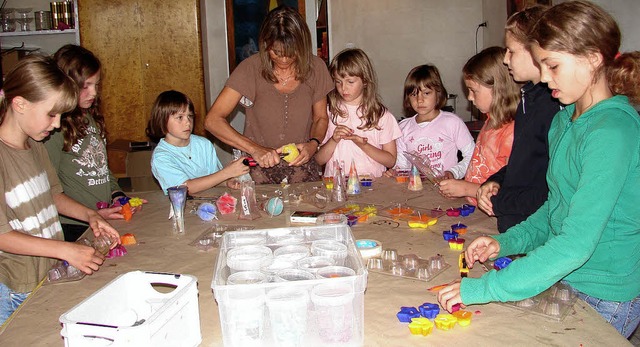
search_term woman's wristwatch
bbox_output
[309,137,321,152]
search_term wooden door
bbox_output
[78,0,206,143]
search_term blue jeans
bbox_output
[577,291,640,338]
[0,283,29,326]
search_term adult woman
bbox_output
[205,6,333,184]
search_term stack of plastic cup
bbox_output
[311,240,348,266]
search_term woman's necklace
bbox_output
[274,69,294,86]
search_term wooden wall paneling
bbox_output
[78,0,206,143]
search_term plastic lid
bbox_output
[310,283,355,306]
[316,213,348,225]
[226,245,273,271]
[311,240,348,257]
[226,270,267,285]
[296,256,335,273]
[265,286,309,309]
[274,269,316,282]
[274,244,311,262]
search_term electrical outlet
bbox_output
[479,21,487,27]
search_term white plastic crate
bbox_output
[60,271,201,347]
[212,225,368,346]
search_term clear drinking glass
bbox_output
[167,185,188,234]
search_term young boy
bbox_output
[476,5,562,233]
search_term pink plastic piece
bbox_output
[106,244,127,258]
[216,193,238,215]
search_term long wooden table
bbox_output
[0,178,631,346]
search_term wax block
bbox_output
[443,230,459,241]
[419,303,440,319]
[408,317,434,336]
[397,306,421,323]
[446,208,460,217]
[434,313,458,330]
[281,143,299,163]
[451,223,467,235]
[493,257,513,270]
[452,310,472,327]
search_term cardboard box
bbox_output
[107,140,161,192]
[60,271,201,347]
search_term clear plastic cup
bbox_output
[297,256,335,274]
[261,259,296,282]
[316,213,347,225]
[266,287,310,347]
[316,265,356,279]
[274,244,310,262]
[223,271,267,345]
[311,240,348,266]
[310,283,355,343]
[226,245,273,273]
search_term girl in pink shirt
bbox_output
[439,47,519,204]
[316,48,401,178]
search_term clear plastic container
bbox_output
[273,244,310,262]
[310,283,356,344]
[226,245,273,273]
[311,240,348,266]
[316,265,356,279]
[296,256,335,274]
[274,269,315,282]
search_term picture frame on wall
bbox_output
[225,0,305,73]
[507,0,552,16]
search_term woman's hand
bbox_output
[465,236,500,267]
[437,281,466,313]
[97,206,124,220]
[287,141,317,166]
[251,146,281,168]
[477,181,500,216]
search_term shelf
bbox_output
[0,29,76,37]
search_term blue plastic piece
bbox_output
[356,240,378,248]
[442,230,459,241]
[494,257,513,270]
[461,204,476,213]
[117,196,131,206]
[419,303,440,319]
[397,306,421,322]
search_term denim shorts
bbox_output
[0,283,30,326]
[576,291,640,338]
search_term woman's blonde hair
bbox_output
[463,46,519,129]
[328,48,387,130]
[0,54,77,126]
[403,64,448,117]
[258,5,313,83]
[530,0,640,104]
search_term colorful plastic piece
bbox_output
[434,313,458,330]
[106,244,127,259]
[461,204,475,213]
[281,143,300,163]
[128,197,144,207]
[408,165,423,191]
[451,303,461,312]
[442,230,459,241]
[360,174,373,187]
[120,233,137,245]
[353,211,370,222]
[418,303,440,319]
[117,196,131,206]
[493,257,513,270]
[121,203,133,221]
[362,205,378,215]
[347,214,358,226]
[408,220,430,229]
[408,317,434,336]
[452,310,472,327]
[451,223,468,235]
[216,192,237,215]
[96,201,109,209]
[397,306,421,323]
[459,252,470,277]
[395,169,410,183]
[446,208,460,217]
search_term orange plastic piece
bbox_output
[388,207,414,216]
[120,233,137,245]
[434,313,458,331]
[121,203,133,221]
[452,310,472,327]
[408,317,434,336]
[354,212,370,223]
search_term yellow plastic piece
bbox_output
[128,197,144,207]
[281,143,300,163]
[408,317,434,336]
[434,313,458,331]
[449,240,464,250]
[345,203,361,212]
[408,221,429,229]
[452,310,472,327]
[362,205,378,215]
[459,253,470,275]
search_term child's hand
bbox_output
[442,171,455,180]
[477,181,500,216]
[97,206,124,220]
[331,125,353,143]
[344,133,368,147]
[87,211,120,244]
[438,179,466,198]
[465,236,500,266]
[383,168,396,178]
[225,157,251,178]
[63,241,105,275]
[437,281,466,313]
